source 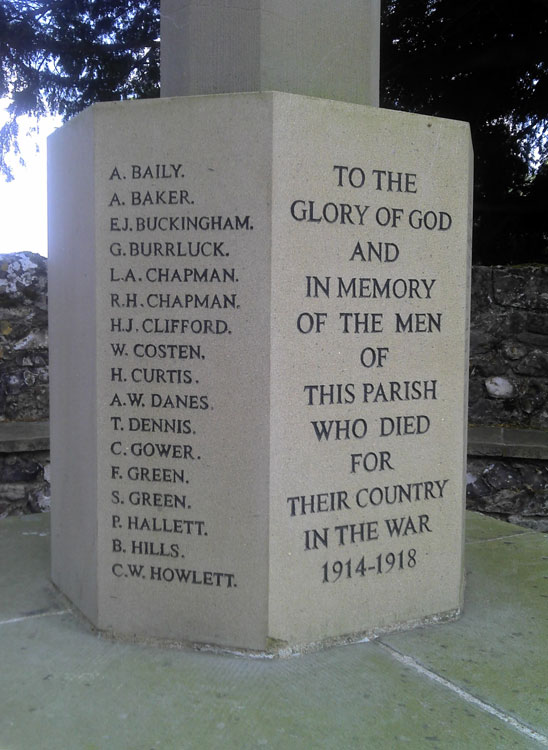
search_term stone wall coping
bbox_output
[1,420,546,461]
[0,421,50,453]
[468,425,548,460]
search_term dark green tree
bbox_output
[381,0,548,263]
[1,0,546,262]
[0,0,160,179]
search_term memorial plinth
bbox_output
[49,92,472,653]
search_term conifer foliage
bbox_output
[0,0,546,261]
[0,0,159,179]
[381,0,548,262]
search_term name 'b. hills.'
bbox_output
[49,80,471,651]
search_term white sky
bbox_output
[0,105,61,257]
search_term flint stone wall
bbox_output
[466,265,548,531]
[469,265,548,429]
[467,456,548,532]
[0,253,546,529]
[0,253,49,517]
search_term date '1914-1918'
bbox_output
[322,549,417,583]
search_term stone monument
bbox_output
[48,0,472,653]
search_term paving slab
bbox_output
[0,511,546,749]
[381,518,548,738]
[0,513,66,621]
[464,510,530,543]
[0,612,540,750]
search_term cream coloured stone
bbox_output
[161,0,380,106]
[49,92,472,652]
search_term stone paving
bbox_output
[0,511,546,749]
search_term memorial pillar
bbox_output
[48,1,472,653]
